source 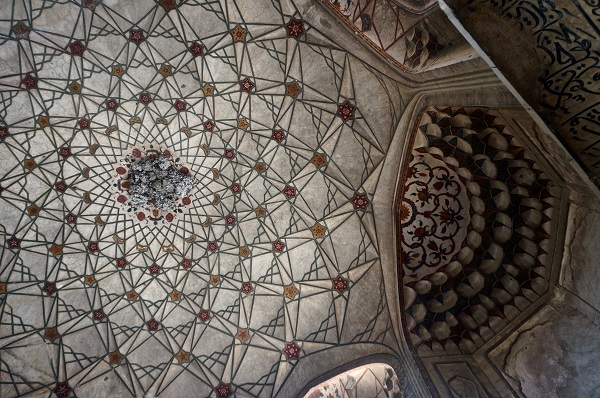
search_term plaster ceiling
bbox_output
[0,0,410,397]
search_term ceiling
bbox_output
[0,0,414,397]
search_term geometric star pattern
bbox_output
[0,0,405,396]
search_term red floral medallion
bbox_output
[333,275,349,293]
[59,147,71,158]
[198,309,210,322]
[272,240,285,252]
[65,213,77,223]
[21,73,38,90]
[174,100,187,112]
[139,92,152,105]
[272,129,285,143]
[240,78,254,92]
[283,342,301,359]
[181,258,192,269]
[88,241,99,252]
[337,100,355,121]
[116,257,127,268]
[55,181,68,193]
[215,383,232,398]
[230,183,241,194]
[189,42,204,56]
[208,241,218,252]
[78,118,90,129]
[351,193,369,210]
[203,120,215,132]
[68,40,85,56]
[0,127,9,141]
[149,264,160,275]
[286,18,304,38]
[7,236,21,249]
[147,318,160,331]
[42,282,57,296]
[241,282,253,294]
[283,186,296,199]
[129,29,145,45]
[53,382,71,398]
[106,98,119,111]
[224,149,235,160]
[92,308,106,321]
[225,215,236,225]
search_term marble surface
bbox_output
[491,295,600,398]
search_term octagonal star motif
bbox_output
[68,40,85,56]
[92,308,106,321]
[215,383,232,398]
[129,29,145,45]
[198,309,211,322]
[189,41,204,56]
[53,382,71,398]
[333,275,349,293]
[286,18,304,38]
[352,193,370,210]
[272,240,285,252]
[337,100,355,121]
[147,318,160,331]
[240,78,254,92]
[241,283,253,295]
[283,341,301,359]
[21,73,38,90]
